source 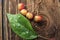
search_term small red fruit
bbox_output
[34,15,42,22]
[18,3,25,10]
[26,12,33,19]
[20,9,28,16]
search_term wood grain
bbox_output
[2,0,60,40]
[0,1,2,40]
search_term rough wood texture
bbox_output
[3,0,60,40]
[0,0,2,40]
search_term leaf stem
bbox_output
[38,35,49,40]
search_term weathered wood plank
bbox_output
[3,0,60,40]
[3,0,8,40]
[0,0,2,40]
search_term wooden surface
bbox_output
[2,0,60,40]
[0,0,2,40]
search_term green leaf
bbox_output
[7,13,37,39]
[23,39,33,40]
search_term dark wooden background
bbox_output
[0,0,2,40]
[1,0,60,40]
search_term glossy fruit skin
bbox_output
[34,15,42,22]
[18,3,25,10]
[26,12,33,19]
[20,9,28,16]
